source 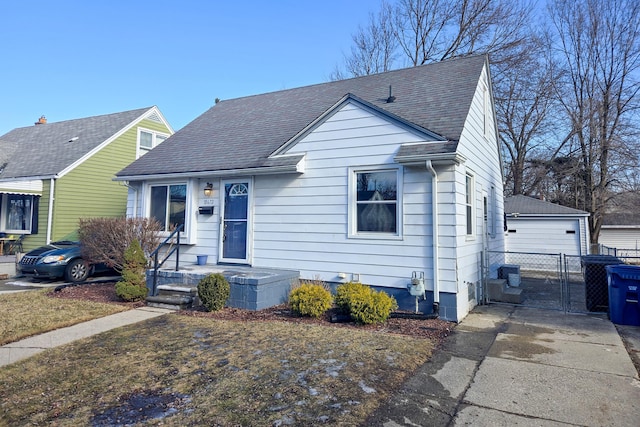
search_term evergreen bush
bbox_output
[197,273,230,312]
[289,283,333,318]
[335,281,368,313]
[335,282,398,324]
[115,239,148,302]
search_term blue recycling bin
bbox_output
[605,264,640,326]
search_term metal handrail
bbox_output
[150,224,183,296]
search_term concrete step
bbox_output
[157,284,197,297]
[502,286,524,304]
[147,284,198,310]
[146,294,194,310]
[487,278,523,304]
[488,279,508,300]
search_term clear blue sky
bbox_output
[0,1,378,136]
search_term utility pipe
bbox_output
[426,160,440,316]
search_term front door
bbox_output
[219,180,251,263]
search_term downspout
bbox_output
[426,160,440,316]
[46,178,55,244]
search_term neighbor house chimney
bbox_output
[35,115,47,125]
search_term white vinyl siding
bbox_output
[250,102,436,289]
[450,63,505,318]
[599,228,640,253]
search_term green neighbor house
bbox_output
[0,107,173,253]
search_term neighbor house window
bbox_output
[466,174,474,236]
[349,167,402,237]
[150,184,186,232]
[1,194,34,232]
[138,129,168,157]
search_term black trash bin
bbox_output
[581,255,624,312]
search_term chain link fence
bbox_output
[486,250,640,313]
[485,251,564,310]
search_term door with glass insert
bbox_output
[219,180,251,263]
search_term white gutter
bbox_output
[114,162,305,182]
[425,160,440,314]
[46,178,55,244]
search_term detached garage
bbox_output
[504,195,590,256]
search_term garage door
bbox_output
[506,218,582,255]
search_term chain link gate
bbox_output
[484,251,564,310]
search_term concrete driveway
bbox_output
[368,304,640,426]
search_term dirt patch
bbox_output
[48,282,145,308]
[49,282,454,342]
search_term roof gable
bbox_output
[272,93,446,157]
[117,55,488,179]
[505,195,589,216]
[0,107,155,180]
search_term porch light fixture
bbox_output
[203,182,213,197]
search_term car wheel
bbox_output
[65,259,89,283]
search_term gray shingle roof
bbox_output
[505,195,588,216]
[117,55,487,178]
[0,107,153,180]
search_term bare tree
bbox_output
[333,0,534,77]
[331,1,397,79]
[549,0,640,244]
[493,34,559,196]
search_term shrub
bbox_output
[197,273,230,312]
[115,239,148,302]
[289,283,333,318]
[78,217,164,272]
[335,282,398,325]
[335,281,368,313]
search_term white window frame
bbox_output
[137,127,169,158]
[465,173,475,238]
[0,194,34,234]
[489,185,496,237]
[146,182,189,235]
[348,165,403,240]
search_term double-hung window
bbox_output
[138,129,168,157]
[466,174,474,236]
[349,167,402,238]
[150,184,187,232]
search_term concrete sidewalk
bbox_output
[368,305,640,426]
[0,307,171,367]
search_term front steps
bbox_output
[146,284,199,310]
[488,278,524,304]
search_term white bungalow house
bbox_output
[115,55,505,321]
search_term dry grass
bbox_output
[0,289,129,346]
[0,314,435,426]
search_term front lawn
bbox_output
[0,289,130,346]
[0,314,436,426]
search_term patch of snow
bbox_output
[358,381,376,394]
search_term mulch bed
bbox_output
[50,282,455,343]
